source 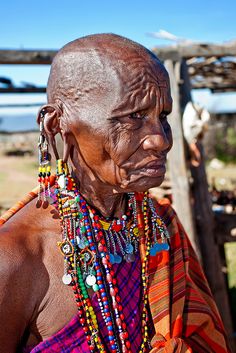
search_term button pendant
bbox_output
[86,274,96,286]
[62,273,72,285]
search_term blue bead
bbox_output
[108,325,113,330]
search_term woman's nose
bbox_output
[142,124,172,152]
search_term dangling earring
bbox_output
[37,109,51,208]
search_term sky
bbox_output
[0,0,236,130]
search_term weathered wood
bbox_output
[164,59,199,255]
[154,43,236,60]
[190,143,235,349]
[0,50,56,64]
[0,87,46,93]
[179,60,235,347]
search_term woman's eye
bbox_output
[128,112,146,120]
[160,112,167,120]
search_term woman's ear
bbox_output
[37,104,62,160]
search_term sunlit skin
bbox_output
[0,34,172,352]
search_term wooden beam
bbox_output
[191,83,236,91]
[0,43,235,65]
[153,43,236,60]
[0,87,46,93]
[0,50,56,65]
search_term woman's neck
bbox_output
[72,172,128,219]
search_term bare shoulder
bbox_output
[0,199,61,351]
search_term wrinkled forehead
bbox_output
[48,41,171,120]
[111,55,171,115]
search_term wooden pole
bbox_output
[180,59,235,349]
[164,59,200,257]
[190,144,235,348]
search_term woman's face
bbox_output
[67,57,173,193]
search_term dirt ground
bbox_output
[0,155,37,212]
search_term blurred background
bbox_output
[0,0,236,347]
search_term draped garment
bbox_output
[0,188,231,353]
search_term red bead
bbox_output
[125,341,131,348]
[112,223,122,232]
[116,295,121,302]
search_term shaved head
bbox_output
[47,33,169,116]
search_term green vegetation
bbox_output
[215,128,236,163]
[225,243,236,329]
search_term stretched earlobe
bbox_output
[37,104,62,160]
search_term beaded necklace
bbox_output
[54,160,170,353]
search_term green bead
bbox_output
[92,284,99,292]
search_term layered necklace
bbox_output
[54,160,170,353]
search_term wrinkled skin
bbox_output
[0,34,172,352]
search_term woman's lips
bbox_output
[139,159,167,177]
[140,164,166,177]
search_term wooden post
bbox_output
[180,60,235,349]
[190,144,235,348]
[164,59,200,257]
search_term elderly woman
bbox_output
[0,34,230,353]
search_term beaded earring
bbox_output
[37,109,51,208]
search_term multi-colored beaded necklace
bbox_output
[54,160,170,353]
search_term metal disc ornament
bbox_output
[86,274,96,286]
[125,253,135,263]
[62,273,72,285]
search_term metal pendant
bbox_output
[62,273,72,285]
[58,175,66,189]
[114,254,122,264]
[86,274,96,286]
[57,240,74,257]
[125,243,134,254]
[124,253,135,263]
[109,253,115,264]
[78,236,89,249]
[150,242,170,256]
